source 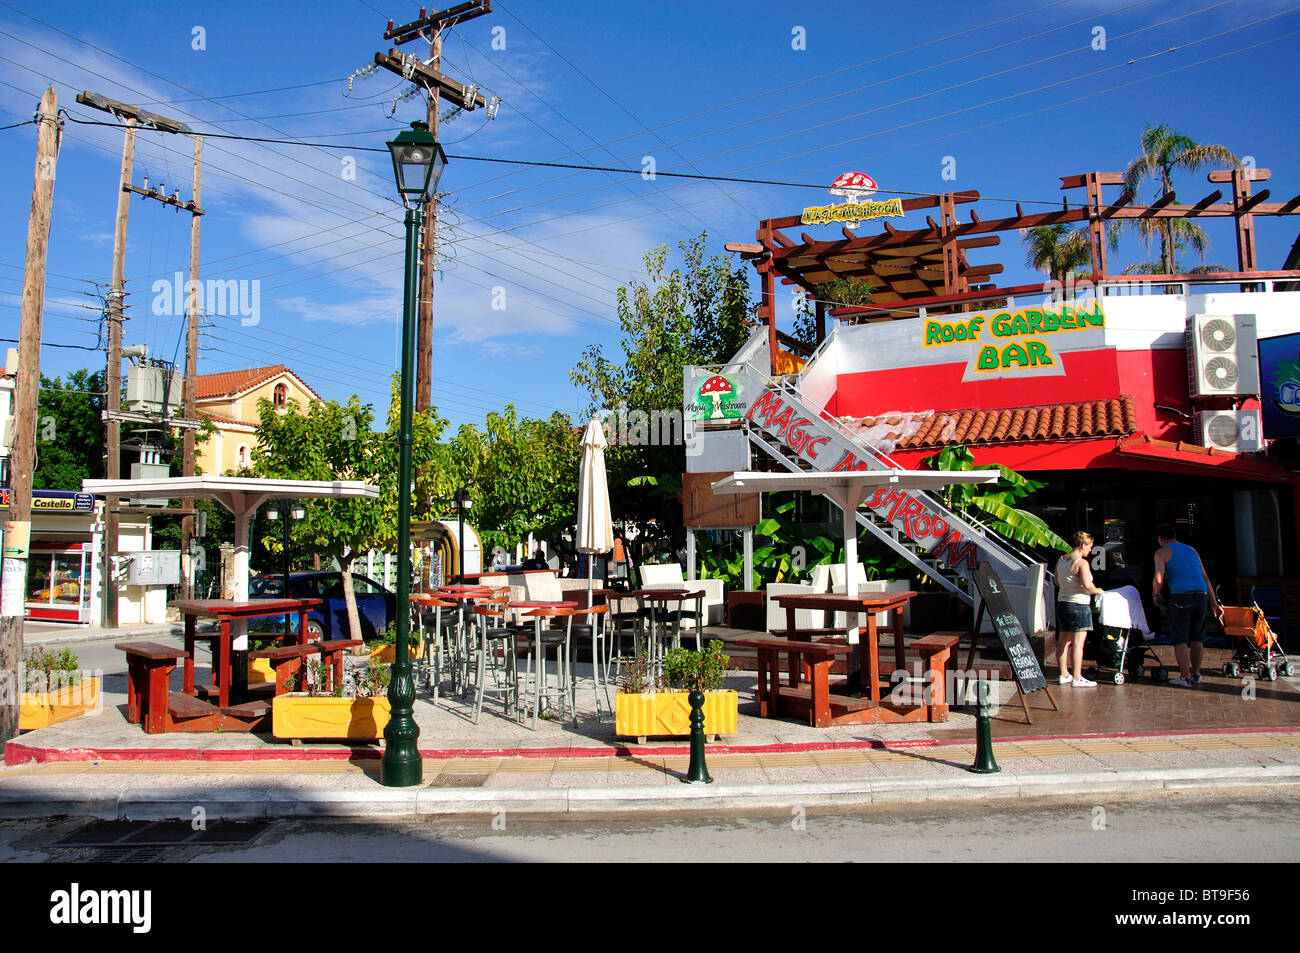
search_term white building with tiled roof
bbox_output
[192,365,320,474]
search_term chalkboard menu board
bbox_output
[974,561,1047,695]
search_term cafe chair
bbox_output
[518,606,575,730]
[418,597,457,700]
[567,604,612,719]
[471,604,518,724]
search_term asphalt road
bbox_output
[3,787,1297,863]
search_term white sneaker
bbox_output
[1058,674,1073,684]
[1072,677,1098,688]
[1168,676,1192,688]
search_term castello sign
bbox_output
[923,300,1106,381]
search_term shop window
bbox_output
[273,383,288,410]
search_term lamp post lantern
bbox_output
[381,120,445,788]
[453,487,473,584]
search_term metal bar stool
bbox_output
[471,603,518,724]
[671,589,708,652]
[519,606,574,730]
[568,604,611,720]
[418,597,457,700]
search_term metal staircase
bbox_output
[719,361,1038,607]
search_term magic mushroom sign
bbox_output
[684,368,749,421]
[801,171,904,230]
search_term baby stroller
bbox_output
[1093,587,1166,685]
[1221,604,1293,681]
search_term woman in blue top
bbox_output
[1153,524,1224,688]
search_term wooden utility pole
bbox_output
[376,1,497,414]
[76,91,195,625]
[103,116,136,628]
[180,136,203,598]
[1,88,59,743]
[417,29,441,414]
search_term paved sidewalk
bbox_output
[1,730,1297,819]
[6,628,1298,819]
[23,621,188,646]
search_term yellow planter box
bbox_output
[19,676,102,731]
[271,694,392,740]
[614,690,738,738]
[248,658,275,684]
[369,642,423,664]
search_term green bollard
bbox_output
[970,677,1000,774]
[683,689,713,783]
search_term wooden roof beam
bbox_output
[1139,192,1178,218]
[1060,172,1125,189]
[1100,189,1134,219]
[1238,189,1271,214]
[1209,168,1270,183]
[1189,190,1223,215]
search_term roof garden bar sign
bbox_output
[801,172,904,231]
[920,299,1108,381]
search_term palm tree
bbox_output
[1021,224,1091,282]
[1111,124,1240,275]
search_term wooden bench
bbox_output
[116,641,187,734]
[737,637,854,728]
[910,632,961,722]
[247,643,320,696]
[317,639,364,691]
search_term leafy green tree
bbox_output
[441,405,579,553]
[1111,124,1239,275]
[923,444,1067,552]
[1021,224,1091,282]
[569,231,751,552]
[251,378,447,639]
[32,369,106,490]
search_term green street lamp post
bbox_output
[381,120,446,788]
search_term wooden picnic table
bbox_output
[762,591,957,726]
[773,591,916,701]
[171,598,322,709]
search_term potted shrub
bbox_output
[369,621,423,664]
[271,658,392,741]
[614,639,738,742]
[19,646,100,730]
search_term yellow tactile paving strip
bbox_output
[7,732,1298,781]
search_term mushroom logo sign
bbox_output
[801,172,904,230]
[697,374,742,419]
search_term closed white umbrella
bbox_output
[576,417,614,603]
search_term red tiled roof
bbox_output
[194,365,321,401]
[856,396,1138,449]
[200,413,256,430]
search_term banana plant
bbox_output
[924,444,1068,551]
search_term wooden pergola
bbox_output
[728,167,1300,371]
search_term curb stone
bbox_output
[0,765,1298,821]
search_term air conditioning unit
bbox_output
[1186,314,1259,397]
[1195,409,1264,453]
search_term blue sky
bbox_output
[1,0,1297,432]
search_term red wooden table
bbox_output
[171,598,322,708]
[767,591,957,727]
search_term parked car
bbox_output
[248,571,396,642]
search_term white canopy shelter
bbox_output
[82,476,378,647]
[710,469,1000,604]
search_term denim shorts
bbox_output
[1057,601,1093,632]
[1167,591,1208,645]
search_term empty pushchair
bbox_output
[1221,604,1293,681]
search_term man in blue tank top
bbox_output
[1153,523,1224,688]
